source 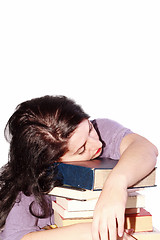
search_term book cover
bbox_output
[54,158,117,190]
[53,158,156,190]
[55,192,145,211]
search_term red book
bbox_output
[125,208,153,232]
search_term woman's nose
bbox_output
[88,136,102,149]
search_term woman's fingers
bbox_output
[117,207,125,237]
[107,218,117,240]
[92,207,122,240]
[91,181,128,240]
[92,214,100,240]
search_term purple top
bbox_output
[0,118,132,240]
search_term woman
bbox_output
[0,95,158,240]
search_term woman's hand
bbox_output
[92,175,128,240]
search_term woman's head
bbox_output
[0,95,102,226]
[5,95,90,195]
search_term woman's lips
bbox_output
[92,147,102,158]
[95,148,102,155]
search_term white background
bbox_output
[0,0,160,230]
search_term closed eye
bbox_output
[74,121,92,155]
[78,146,86,155]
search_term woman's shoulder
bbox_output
[91,118,132,137]
[91,118,133,159]
[91,118,124,130]
[0,192,55,240]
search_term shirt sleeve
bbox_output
[92,118,133,160]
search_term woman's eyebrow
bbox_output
[88,120,93,133]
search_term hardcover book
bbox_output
[53,158,156,190]
[49,185,101,200]
[124,208,153,232]
[55,192,145,211]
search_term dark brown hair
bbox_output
[0,95,89,228]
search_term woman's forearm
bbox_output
[107,133,158,189]
[21,223,134,240]
[21,223,93,240]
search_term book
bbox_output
[52,200,140,219]
[52,200,94,218]
[125,208,140,214]
[124,208,153,232]
[132,228,160,240]
[49,185,149,201]
[54,210,92,227]
[49,185,102,200]
[56,196,98,211]
[54,208,152,232]
[53,158,156,190]
[55,192,145,211]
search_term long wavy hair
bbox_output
[0,95,89,228]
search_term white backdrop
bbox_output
[0,0,160,230]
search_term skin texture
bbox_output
[22,120,158,240]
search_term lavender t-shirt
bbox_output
[0,118,132,240]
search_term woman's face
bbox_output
[61,120,102,162]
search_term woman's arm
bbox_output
[92,133,158,240]
[21,223,135,240]
[21,223,93,240]
[116,133,158,187]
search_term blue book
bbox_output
[53,158,156,190]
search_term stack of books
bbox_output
[49,158,160,239]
